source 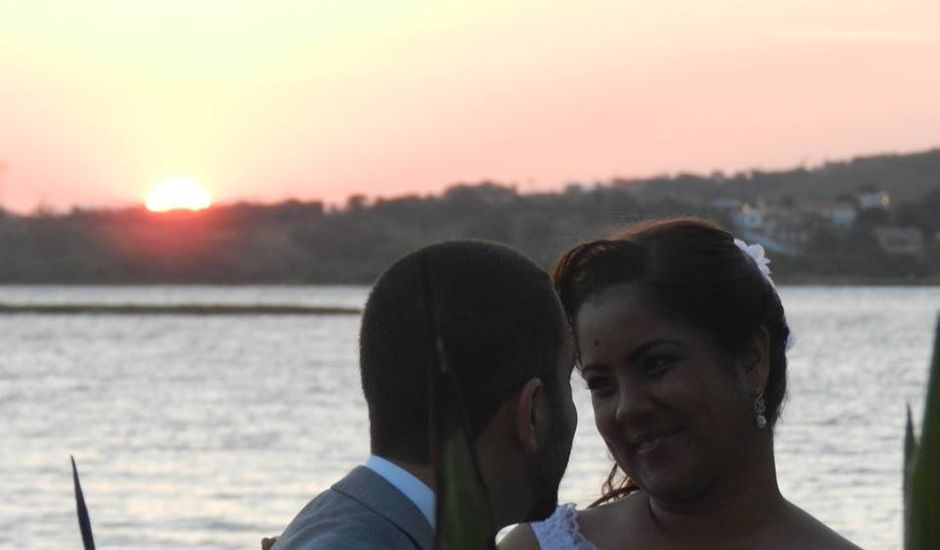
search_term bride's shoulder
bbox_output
[498,521,540,550]
[778,501,864,550]
[573,492,647,549]
[576,492,643,529]
[499,505,576,550]
[499,504,600,550]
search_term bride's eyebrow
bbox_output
[578,339,683,373]
[624,339,682,363]
[579,362,609,374]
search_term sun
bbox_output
[145,178,213,212]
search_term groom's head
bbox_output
[359,240,576,526]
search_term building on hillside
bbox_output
[712,198,810,255]
[745,203,817,254]
[732,202,763,230]
[709,197,744,212]
[872,226,924,256]
[855,191,891,210]
[828,199,858,228]
[796,198,858,229]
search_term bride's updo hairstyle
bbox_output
[552,218,791,503]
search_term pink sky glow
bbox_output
[1,1,939,213]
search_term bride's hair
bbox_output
[552,217,791,505]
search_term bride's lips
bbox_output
[630,427,683,454]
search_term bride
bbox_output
[501,218,861,550]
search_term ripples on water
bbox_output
[1,285,938,549]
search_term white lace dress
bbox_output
[530,503,600,550]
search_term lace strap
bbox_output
[530,504,600,550]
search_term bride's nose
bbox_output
[614,379,654,426]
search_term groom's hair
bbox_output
[359,240,567,464]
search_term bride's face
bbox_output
[575,283,756,501]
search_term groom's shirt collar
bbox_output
[364,454,436,527]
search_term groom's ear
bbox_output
[513,378,544,456]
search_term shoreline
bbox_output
[0,304,363,315]
[776,276,940,286]
[2,278,940,287]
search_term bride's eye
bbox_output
[583,375,613,394]
[643,354,676,376]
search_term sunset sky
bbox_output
[2,1,939,213]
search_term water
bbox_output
[1,285,937,549]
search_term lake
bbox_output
[1,285,938,549]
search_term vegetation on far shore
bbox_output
[2,149,939,285]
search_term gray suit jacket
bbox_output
[274,466,434,550]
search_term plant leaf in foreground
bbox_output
[905,315,940,549]
[71,455,97,550]
[422,255,495,550]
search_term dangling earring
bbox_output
[754,393,768,429]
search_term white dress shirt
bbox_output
[364,455,436,527]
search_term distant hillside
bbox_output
[1,148,938,284]
[621,149,940,205]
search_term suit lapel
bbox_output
[333,466,434,550]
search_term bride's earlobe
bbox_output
[742,327,771,390]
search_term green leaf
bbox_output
[435,371,496,550]
[905,406,918,478]
[904,406,917,549]
[70,456,97,550]
[422,256,496,550]
[905,314,940,550]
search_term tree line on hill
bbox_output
[1,149,939,284]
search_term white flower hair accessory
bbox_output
[733,237,796,351]
[733,238,775,288]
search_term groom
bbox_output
[270,240,577,549]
